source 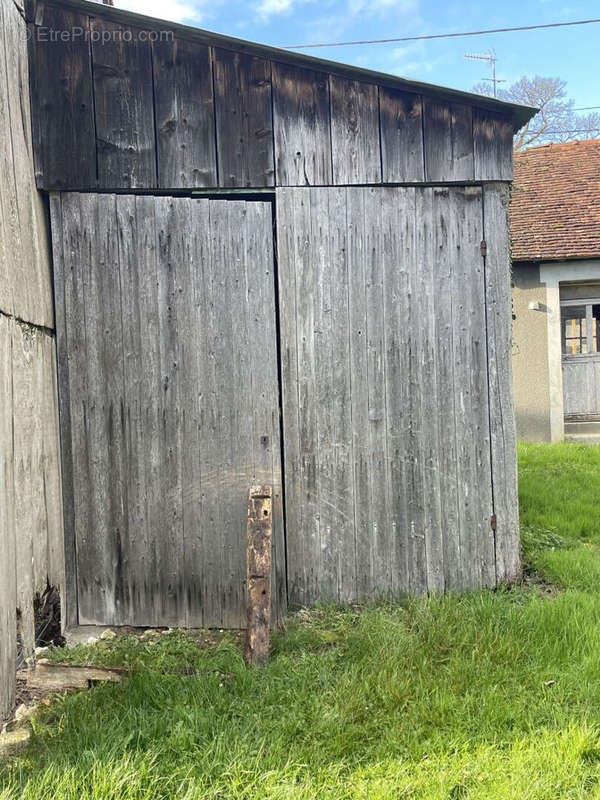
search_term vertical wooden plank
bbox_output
[51,194,83,628]
[81,193,127,624]
[295,190,321,603]
[483,182,520,584]
[346,187,373,597]
[180,198,207,626]
[92,20,156,188]
[473,109,514,182]
[413,188,444,592]
[40,332,65,597]
[454,187,491,590]
[465,190,496,589]
[423,99,474,182]
[213,201,238,626]
[272,62,332,187]
[275,188,304,604]
[328,187,356,602]
[213,48,274,188]
[116,195,148,624]
[330,77,381,185]
[403,188,429,594]
[245,201,286,620]
[220,201,246,627]
[0,0,18,319]
[379,89,424,183]
[12,324,43,656]
[430,187,461,591]
[0,314,16,719]
[153,38,217,188]
[381,187,410,595]
[28,6,96,189]
[198,199,226,626]
[3,0,53,327]
[311,188,337,600]
[134,194,161,626]
[363,188,391,594]
[154,196,185,625]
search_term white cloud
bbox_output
[254,0,320,22]
[117,0,210,24]
[256,0,295,17]
[348,0,418,16]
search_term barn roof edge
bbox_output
[30,0,538,133]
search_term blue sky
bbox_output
[118,0,598,107]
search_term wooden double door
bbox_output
[52,187,507,628]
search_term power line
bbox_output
[287,18,600,49]
[573,106,600,111]
[541,129,600,134]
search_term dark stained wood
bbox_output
[474,109,513,181]
[245,485,272,665]
[423,99,474,182]
[152,37,217,188]
[379,88,424,182]
[25,0,536,132]
[330,76,381,184]
[213,48,274,187]
[27,5,523,191]
[28,6,96,189]
[91,20,156,188]
[272,62,332,186]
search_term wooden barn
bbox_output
[23,0,536,630]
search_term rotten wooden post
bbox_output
[245,485,272,665]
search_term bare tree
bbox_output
[472,76,600,150]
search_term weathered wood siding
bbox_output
[27,1,514,191]
[277,186,503,603]
[51,193,285,628]
[483,183,520,583]
[0,0,63,721]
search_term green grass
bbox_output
[519,441,600,590]
[3,442,600,798]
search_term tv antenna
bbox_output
[465,50,506,97]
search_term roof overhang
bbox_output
[28,0,538,133]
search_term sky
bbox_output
[116,0,599,108]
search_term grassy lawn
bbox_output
[3,442,600,799]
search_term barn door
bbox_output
[51,193,285,628]
[277,186,496,603]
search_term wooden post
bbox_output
[245,485,272,665]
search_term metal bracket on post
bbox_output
[245,485,272,666]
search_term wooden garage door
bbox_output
[277,186,496,603]
[51,194,285,628]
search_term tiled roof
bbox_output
[510,139,600,262]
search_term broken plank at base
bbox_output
[245,485,272,666]
[17,661,128,692]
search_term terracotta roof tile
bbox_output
[510,139,600,262]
